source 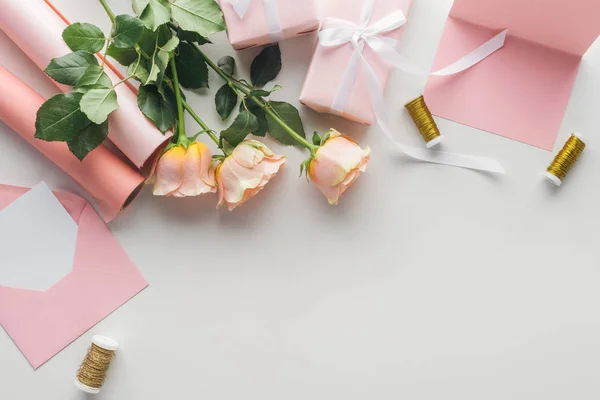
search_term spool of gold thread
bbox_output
[404,95,444,148]
[74,335,118,394]
[545,133,586,187]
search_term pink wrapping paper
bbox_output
[299,0,413,125]
[219,0,320,50]
[0,184,148,369]
[0,0,171,169]
[423,0,600,150]
[0,64,145,222]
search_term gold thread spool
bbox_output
[545,133,586,187]
[74,336,118,394]
[405,95,444,148]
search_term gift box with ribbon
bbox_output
[300,0,414,124]
[219,0,320,50]
[299,0,509,174]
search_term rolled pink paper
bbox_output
[0,0,171,170]
[218,0,320,50]
[0,64,145,222]
[300,0,413,125]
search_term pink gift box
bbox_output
[219,0,320,50]
[300,0,413,125]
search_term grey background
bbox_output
[1,0,600,398]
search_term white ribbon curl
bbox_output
[319,0,508,174]
[229,0,284,42]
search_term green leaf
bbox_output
[265,101,305,147]
[221,139,235,155]
[80,88,118,124]
[177,28,211,44]
[62,23,106,53]
[160,36,180,52]
[138,85,177,133]
[106,44,138,66]
[127,56,150,82]
[220,110,259,147]
[217,56,235,76]
[44,51,98,86]
[111,15,145,49]
[35,93,89,142]
[133,0,150,14]
[74,65,113,92]
[67,121,109,161]
[135,0,171,31]
[170,0,226,37]
[245,102,268,137]
[249,90,271,98]
[174,42,208,89]
[215,84,238,120]
[250,45,281,87]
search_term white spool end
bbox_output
[74,379,101,394]
[92,335,119,351]
[573,131,587,144]
[426,135,443,149]
[545,172,562,187]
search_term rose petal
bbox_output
[232,141,265,168]
[153,146,185,196]
[178,142,216,196]
[217,156,263,204]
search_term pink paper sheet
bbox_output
[0,184,148,369]
[0,0,171,169]
[219,0,320,50]
[300,0,413,125]
[0,64,145,222]
[424,0,600,150]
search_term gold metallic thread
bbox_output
[76,343,115,389]
[404,95,441,143]
[547,134,586,181]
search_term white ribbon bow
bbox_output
[229,0,283,42]
[319,0,508,174]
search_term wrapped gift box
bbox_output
[219,0,320,50]
[300,0,413,125]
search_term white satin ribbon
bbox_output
[229,0,284,42]
[319,0,508,174]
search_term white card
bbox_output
[0,182,78,291]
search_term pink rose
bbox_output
[216,140,286,210]
[153,142,216,197]
[309,129,371,205]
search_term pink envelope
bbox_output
[0,185,148,369]
[423,0,600,150]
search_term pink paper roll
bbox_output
[0,0,171,169]
[300,0,413,125]
[218,0,320,50]
[0,64,145,222]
